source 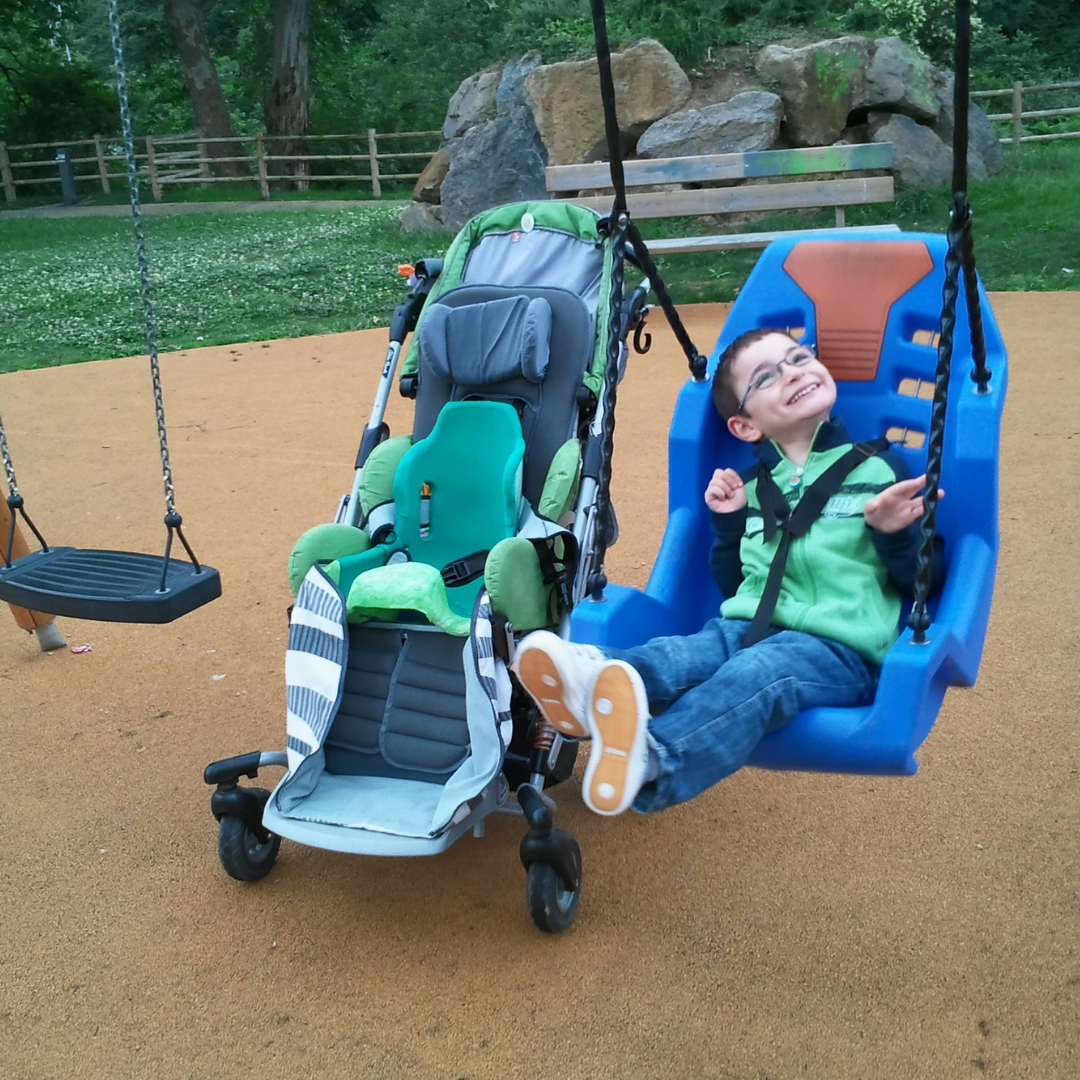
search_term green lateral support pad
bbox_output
[360,435,412,519]
[288,523,372,595]
[485,536,553,632]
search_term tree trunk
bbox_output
[264,0,309,188]
[164,0,246,179]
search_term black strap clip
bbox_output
[440,550,489,588]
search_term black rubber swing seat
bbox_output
[0,546,221,623]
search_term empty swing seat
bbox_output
[571,231,1009,776]
[0,547,222,623]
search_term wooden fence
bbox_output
[972,80,1080,146]
[0,129,440,204]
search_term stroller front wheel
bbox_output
[526,842,582,933]
[217,807,281,882]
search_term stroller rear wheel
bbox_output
[526,838,582,933]
[217,797,281,882]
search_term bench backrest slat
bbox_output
[545,142,893,193]
[563,175,895,219]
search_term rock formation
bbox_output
[406,34,1007,231]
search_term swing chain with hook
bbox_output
[107,0,177,520]
[0,406,21,502]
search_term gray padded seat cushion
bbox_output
[417,295,552,385]
[413,284,592,509]
[323,626,469,781]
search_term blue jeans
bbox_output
[605,618,878,813]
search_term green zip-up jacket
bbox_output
[710,419,945,665]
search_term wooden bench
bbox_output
[545,143,898,252]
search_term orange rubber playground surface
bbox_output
[1,296,1077,1079]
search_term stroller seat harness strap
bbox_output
[743,437,889,648]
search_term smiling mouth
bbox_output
[786,382,819,405]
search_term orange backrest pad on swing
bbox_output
[783,240,935,381]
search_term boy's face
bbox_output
[726,332,837,446]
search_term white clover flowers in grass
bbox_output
[0,203,432,370]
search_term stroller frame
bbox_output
[205,201,650,933]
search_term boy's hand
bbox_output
[705,468,747,513]
[864,474,944,533]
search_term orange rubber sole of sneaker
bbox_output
[585,663,645,814]
[515,647,589,738]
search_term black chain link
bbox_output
[108,0,177,518]
[0,405,19,501]
[959,217,992,392]
[909,195,966,642]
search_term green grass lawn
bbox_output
[1,142,1076,372]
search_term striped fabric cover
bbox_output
[284,567,349,772]
[471,590,513,751]
[284,567,512,782]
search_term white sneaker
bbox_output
[582,661,650,816]
[513,630,607,738]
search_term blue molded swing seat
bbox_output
[0,546,222,623]
[572,231,1008,776]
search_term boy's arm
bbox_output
[710,507,747,600]
[866,452,946,597]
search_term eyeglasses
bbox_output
[736,345,817,413]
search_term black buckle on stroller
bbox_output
[441,549,489,587]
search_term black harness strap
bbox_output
[743,437,889,648]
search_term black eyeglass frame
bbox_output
[736,344,818,414]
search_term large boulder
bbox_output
[869,111,952,187]
[412,147,450,204]
[636,91,783,158]
[866,36,938,122]
[440,105,549,228]
[399,201,446,234]
[523,39,691,166]
[441,66,500,143]
[756,36,874,146]
[496,51,542,115]
[932,68,1005,176]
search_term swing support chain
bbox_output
[909,0,996,644]
[0,407,50,567]
[108,0,209,577]
[909,195,964,644]
[587,0,707,384]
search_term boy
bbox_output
[513,328,944,815]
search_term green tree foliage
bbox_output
[0,0,1075,145]
[0,0,118,142]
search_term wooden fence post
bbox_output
[0,142,16,202]
[367,128,381,198]
[197,130,211,184]
[1012,81,1023,147]
[145,136,162,201]
[256,133,270,199]
[94,135,111,194]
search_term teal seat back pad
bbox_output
[393,400,525,618]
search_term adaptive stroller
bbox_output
[204,200,652,932]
